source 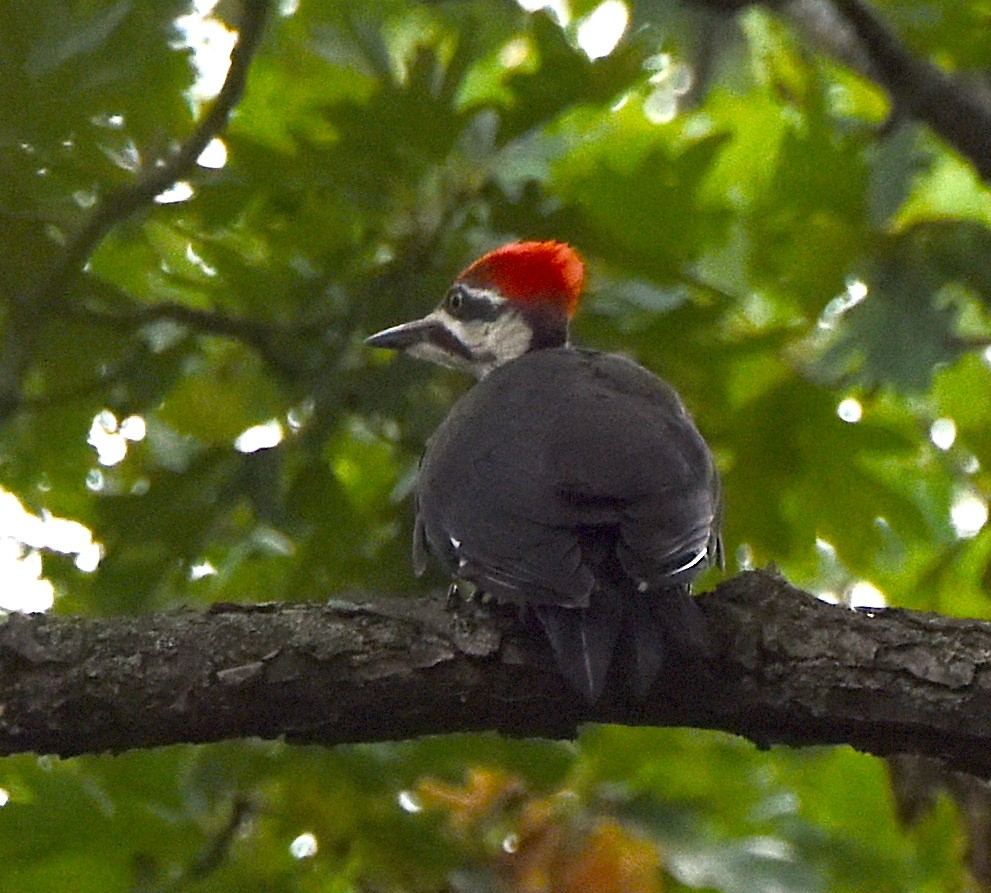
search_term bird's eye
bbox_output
[447,288,464,312]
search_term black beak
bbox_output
[365,316,473,361]
[365,317,437,350]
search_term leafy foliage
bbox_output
[1,0,990,889]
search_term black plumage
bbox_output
[413,346,722,702]
[366,240,721,702]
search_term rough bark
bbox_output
[2,569,991,774]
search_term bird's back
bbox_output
[415,347,721,700]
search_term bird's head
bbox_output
[366,241,585,378]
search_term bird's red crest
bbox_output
[457,241,585,318]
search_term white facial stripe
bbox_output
[486,311,533,368]
[462,285,507,307]
[400,294,534,378]
[440,308,533,378]
[405,339,465,368]
[393,311,471,374]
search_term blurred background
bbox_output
[2,0,991,889]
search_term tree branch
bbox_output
[78,298,321,380]
[42,0,272,305]
[823,0,991,181]
[689,0,991,181]
[3,569,991,775]
[0,0,272,421]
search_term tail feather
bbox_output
[629,587,710,700]
[535,595,623,703]
[536,586,710,703]
[629,600,665,702]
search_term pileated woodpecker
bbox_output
[367,241,722,702]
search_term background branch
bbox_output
[78,298,326,380]
[824,0,991,180]
[0,0,272,421]
[693,0,991,181]
[4,569,991,775]
[41,0,272,306]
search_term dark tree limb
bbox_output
[824,0,991,181]
[41,0,273,305]
[690,0,991,181]
[0,0,272,420]
[3,569,991,775]
[76,296,326,381]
